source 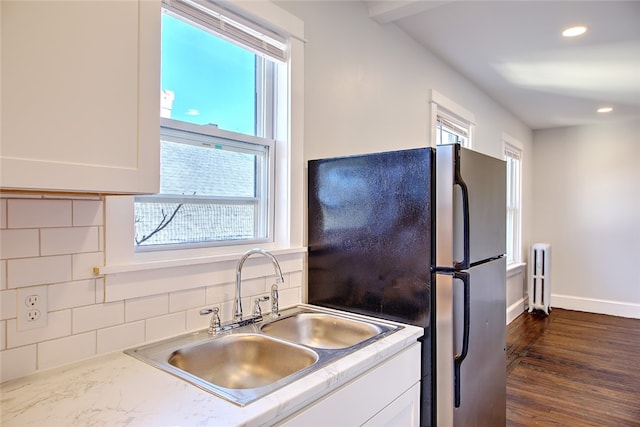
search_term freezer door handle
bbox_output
[453,145,470,270]
[453,271,470,408]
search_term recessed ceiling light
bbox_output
[597,107,613,113]
[562,26,588,37]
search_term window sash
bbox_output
[504,144,522,265]
[437,114,469,139]
[162,0,287,62]
[134,119,275,251]
[436,113,470,146]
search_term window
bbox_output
[504,140,522,265]
[134,0,286,250]
[135,121,274,248]
[436,112,470,147]
[429,90,474,148]
[102,0,304,273]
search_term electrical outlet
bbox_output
[17,286,48,331]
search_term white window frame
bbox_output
[135,118,276,250]
[428,89,475,148]
[101,0,305,275]
[503,134,523,268]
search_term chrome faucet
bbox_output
[234,248,284,321]
[200,307,221,335]
[271,283,280,318]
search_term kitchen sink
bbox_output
[261,312,384,349]
[168,334,318,389]
[125,305,400,406]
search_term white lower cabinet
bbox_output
[278,342,422,427]
[363,382,421,427]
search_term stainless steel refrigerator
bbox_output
[307,143,506,427]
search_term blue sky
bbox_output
[162,14,256,135]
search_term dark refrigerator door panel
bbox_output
[308,148,434,327]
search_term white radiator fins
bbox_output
[528,243,552,315]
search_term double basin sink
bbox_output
[125,306,400,406]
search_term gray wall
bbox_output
[533,119,640,317]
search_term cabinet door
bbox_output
[363,382,421,427]
[1,0,160,194]
[278,343,421,427]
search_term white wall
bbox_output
[277,0,534,317]
[532,119,640,318]
[278,2,532,160]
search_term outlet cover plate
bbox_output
[17,286,48,331]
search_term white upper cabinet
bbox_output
[1,0,160,194]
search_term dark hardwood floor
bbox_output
[506,308,640,426]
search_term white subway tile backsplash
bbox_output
[0,229,39,259]
[0,199,7,229]
[48,280,96,312]
[73,200,103,227]
[215,300,235,324]
[72,252,104,281]
[72,301,124,334]
[239,277,266,299]
[145,312,186,342]
[1,196,306,382]
[279,286,302,311]
[38,332,96,371]
[97,321,145,354]
[41,227,100,256]
[169,288,206,313]
[206,282,235,306]
[7,199,72,229]
[126,294,168,322]
[0,320,5,350]
[96,277,105,303]
[185,307,212,331]
[7,310,72,348]
[289,271,303,289]
[1,344,37,382]
[7,255,72,288]
[0,289,17,320]
[0,260,6,290]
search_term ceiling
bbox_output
[366,1,640,130]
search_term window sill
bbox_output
[95,246,307,276]
[507,262,526,278]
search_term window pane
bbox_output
[134,126,270,248]
[160,140,257,198]
[504,147,522,265]
[436,115,469,147]
[436,122,468,146]
[135,201,258,246]
[161,12,256,135]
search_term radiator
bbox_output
[528,243,552,315]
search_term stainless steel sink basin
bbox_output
[124,306,401,406]
[168,334,317,389]
[261,312,384,349]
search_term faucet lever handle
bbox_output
[253,296,270,317]
[200,307,221,334]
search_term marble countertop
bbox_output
[1,306,423,427]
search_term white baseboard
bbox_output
[551,294,640,319]
[506,297,526,324]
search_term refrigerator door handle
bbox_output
[453,271,470,408]
[453,145,470,270]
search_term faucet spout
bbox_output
[234,248,284,321]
